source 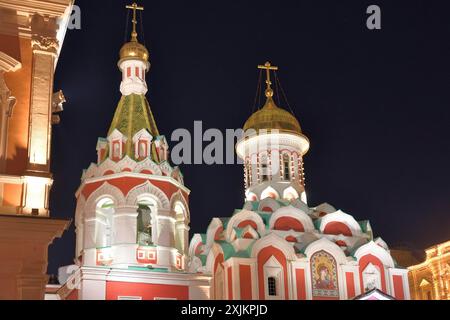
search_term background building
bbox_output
[408,240,450,300]
[0,0,73,299]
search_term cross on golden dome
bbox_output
[126,2,144,42]
[258,61,278,98]
[119,2,149,66]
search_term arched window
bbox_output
[95,198,114,248]
[268,277,277,296]
[138,141,147,158]
[245,159,252,186]
[283,153,290,180]
[260,154,268,182]
[137,198,157,246]
[113,141,121,158]
[263,255,284,300]
[362,263,382,292]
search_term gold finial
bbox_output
[258,61,278,98]
[126,2,144,42]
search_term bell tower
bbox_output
[65,3,211,300]
[236,62,310,204]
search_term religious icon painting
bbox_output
[311,250,339,299]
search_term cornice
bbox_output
[76,172,191,197]
[0,0,73,17]
[0,215,71,239]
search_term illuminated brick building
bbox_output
[408,241,450,300]
[0,0,73,299]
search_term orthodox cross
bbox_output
[258,61,278,97]
[126,2,144,41]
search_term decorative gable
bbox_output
[132,128,153,160]
[107,129,127,162]
[154,135,169,162]
[96,138,108,163]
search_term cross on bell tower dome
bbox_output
[236,62,310,204]
[118,2,149,96]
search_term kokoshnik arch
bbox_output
[49,2,410,300]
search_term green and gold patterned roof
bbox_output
[107,93,159,159]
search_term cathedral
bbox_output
[47,3,410,300]
[188,63,410,300]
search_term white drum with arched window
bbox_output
[95,197,114,248]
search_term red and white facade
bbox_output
[48,6,409,300]
[50,27,211,300]
[188,78,411,301]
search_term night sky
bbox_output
[48,0,450,274]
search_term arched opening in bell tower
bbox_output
[95,197,115,248]
[174,202,187,254]
[136,197,158,246]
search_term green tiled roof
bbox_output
[234,250,251,258]
[199,254,208,266]
[249,201,259,211]
[258,212,272,228]
[107,93,159,160]
[234,227,244,238]
[216,241,236,260]
[313,218,322,230]
[219,218,230,229]
[358,220,370,233]
[348,241,368,257]
[276,199,290,206]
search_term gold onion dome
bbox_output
[119,40,149,64]
[243,62,302,135]
[243,96,302,134]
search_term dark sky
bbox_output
[48,0,450,274]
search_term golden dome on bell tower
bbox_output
[119,41,149,64]
[243,62,303,135]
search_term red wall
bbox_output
[323,222,352,236]
[295,269,307,300]
[393,275,405,300]
[227,267,233,300]
[345,272,356,299]
[106,281,189,300]
[238,220,258,230]
[274,217,304,232]
[257,246,288,300]
[82,177,188,204]
[66,290,78,300]
[239,265,252,300]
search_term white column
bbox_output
[112,205,139,266]
[176,223,190,255]
[112,205,138,245]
